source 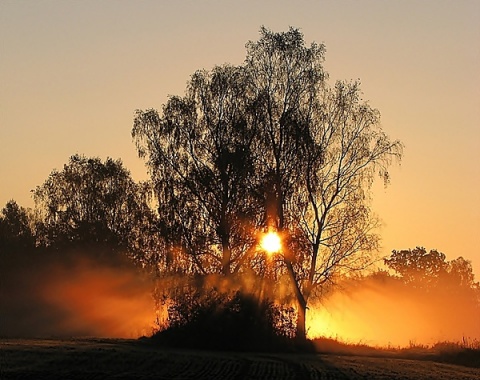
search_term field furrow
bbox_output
[1,339,479,380]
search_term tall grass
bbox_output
[311,336,480,368]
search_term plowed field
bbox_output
[1,339,478,380]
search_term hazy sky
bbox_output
[1,1,479,274]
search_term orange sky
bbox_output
[1,1,479,275]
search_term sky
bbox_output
[1,0,479,275]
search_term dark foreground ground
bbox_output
[1,338,479,380]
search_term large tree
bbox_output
[133,27,403,340]
[133,65,259,276]
[245,27,402,339]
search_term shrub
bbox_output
[152,288,300,351]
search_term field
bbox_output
[1,338,479,379]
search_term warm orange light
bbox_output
[260,231,281,254]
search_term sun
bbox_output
[260,231,282,254]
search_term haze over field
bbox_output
[1,249,478,346]
[0,251,156,338]
[308,277,480,346]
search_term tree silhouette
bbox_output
[448,256,478,290]
[0,200,35,254]
[133,27,403,341]
[133,65,259,276]
[385,247,480,292]
[385,247,447,287]
[245,27,403,339]
[33,154,158,262]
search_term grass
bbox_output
[311,336,480,369]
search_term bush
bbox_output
[151,289,301,352]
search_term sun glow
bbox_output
[260,231,282,254]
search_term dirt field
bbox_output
[1,338,479,380]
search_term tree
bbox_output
[385,247,479,291]
[245,27,403,339]
[133,27,403,340]
[0,200,35,254]
[133,65,259,276]
[447,256,478,290]
[384,247,447,287]
[33,154,157,262]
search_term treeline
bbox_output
[385,247,479,293]
[0,155,159,263]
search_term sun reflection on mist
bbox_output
[306,279,480,347]
[307,306,338,339]
[40,257,157,338]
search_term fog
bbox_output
[2,251,479,345]
[307,276,480,347]
[0,251,156,338]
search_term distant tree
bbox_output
[133,27,403,341]
[0,200,35,254]
[384,247,447,287]
[447,256,478,290]
[33,154,158,262]
[384,247,479,291]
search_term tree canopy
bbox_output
[0,200,35,254]
[385,247,479,291]
[33,154,159,262]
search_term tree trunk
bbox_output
[219,217,231,276]
[221,238,231,276]
[296,295,307,341]
[284,258,308,341]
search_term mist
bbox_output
[2,248,479,345]
[0,250,156,338]
[307,275,480,347]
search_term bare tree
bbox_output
[290,80,403,339]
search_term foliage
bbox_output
[153,288,299,351]
[32,154,160,264]
[384,247,480,292]
[133,65,259,276]
[0,200,35,254]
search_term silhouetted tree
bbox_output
[134,26,403,340]
[245,27,403,339]
[133,65,259,276]
[0,200,35,254]
[33,154,158,262]
[155,289,297,351]
[385,247,479,291]
[447,256,478,290]
[385,247,447,287]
